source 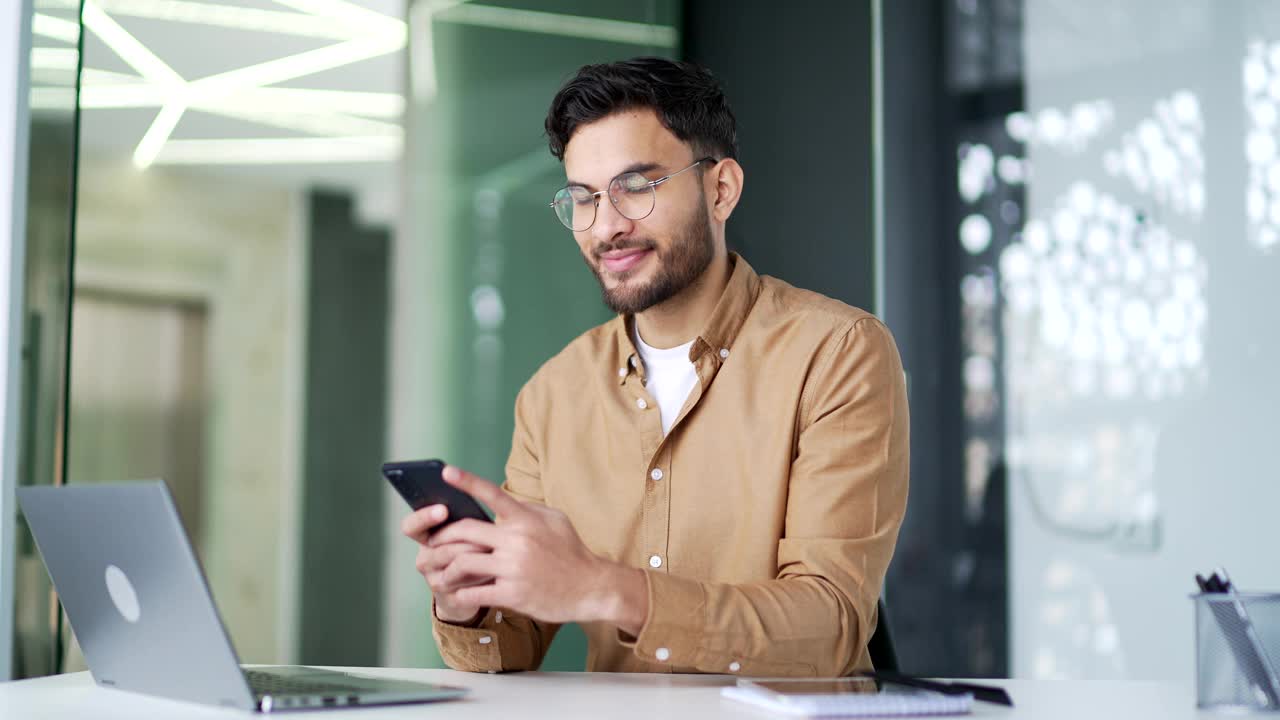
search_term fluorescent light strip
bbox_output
[133,102,187,168]
[224,87,405,119]
[30,47,80,71]
[152,136,402,165]
[80,83,168,108]
[271,0,407,37]
[31,68,80,87]
[188,36,403,99]
[33,13,81,43]
[196,104,402,139]
[80,81,405,119]
[30,87,79,110]
[83,68,149,85]
[437,4,677,48]
[96,0,356,40]
[82,1,185,87]
[81,0,409,169]
[83,0,189,169]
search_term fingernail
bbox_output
[432,505,447,520]
[441,466,456,481]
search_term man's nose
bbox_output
[590,193,634,245]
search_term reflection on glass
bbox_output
[15,0,82,680]
[1015,0,1280,687]
[1245,41,1280,253]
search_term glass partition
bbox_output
[13,0,82,680]
[388,0,680,670]
[64,0,404,670]
[934,0,1280,684]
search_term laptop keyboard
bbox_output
[244,669,363,697]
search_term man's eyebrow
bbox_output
[565,161,663,191]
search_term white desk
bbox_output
[0,667,1211,719]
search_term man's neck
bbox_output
[633,251,731,350]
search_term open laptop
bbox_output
[17,481,468,712]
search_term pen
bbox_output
[857,670,1014,707]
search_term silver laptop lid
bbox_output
[18,482,256,711]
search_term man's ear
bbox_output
[708,158,744,223]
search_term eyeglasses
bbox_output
[550,157,715,232]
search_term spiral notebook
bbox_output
[721,678,972,718]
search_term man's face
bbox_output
[561,109,716,315]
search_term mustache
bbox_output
[592,239,656,260]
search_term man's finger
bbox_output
[432,569,497,594]
[453,583,507,610]
[442,465,527,520]
[401,504,448,541]
[420,541,488,574]
[438,553,502,590]
[428,518,505,549]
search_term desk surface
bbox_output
[0,667,1212,719]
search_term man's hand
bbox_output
[426,466,648,634]
[401,503,491,624]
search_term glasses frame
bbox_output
[550,156,717,232]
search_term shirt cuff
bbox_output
[430,603,504,672]
[625,570,708,667]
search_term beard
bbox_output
[585,201,715,315]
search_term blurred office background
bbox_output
[2,0,1277,686]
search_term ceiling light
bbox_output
[152,137,402,166]
[30,47,80,71]
[82,1,183,87]
[95,0,354,39]
[32,13,81,43]
[132,102,186,168]
[436,3,677,47]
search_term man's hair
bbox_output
[545,57,738,162]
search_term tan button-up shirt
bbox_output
[432,253,909,676]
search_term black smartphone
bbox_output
[382,459,492,531]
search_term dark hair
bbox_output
[545,57,738,162]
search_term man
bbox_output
[401,57,909,676]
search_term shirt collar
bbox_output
[613,252,762,385]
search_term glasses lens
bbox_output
[553,186,595,231]
[610,173,656,220]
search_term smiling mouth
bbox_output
[598,247,653,275]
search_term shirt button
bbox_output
[649,554,663,568]
[729,661,742,672]
[650,468,663,481]
[636,398,648,410]
[655,647,671,662]
[495,611,504,624]
[719,347,730,359]
[617,367,626,378]
[479,636,492,645]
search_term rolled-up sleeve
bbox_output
[625,317,910,676]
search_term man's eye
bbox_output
[619,174,650,193]
[568,188,593,205]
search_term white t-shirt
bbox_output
[632,324,699,435]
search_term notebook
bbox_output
[721,678,973,718]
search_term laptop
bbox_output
[17,481,468,712]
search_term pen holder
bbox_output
[1195,592,1280,713]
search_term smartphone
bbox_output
[382,459,492,530]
